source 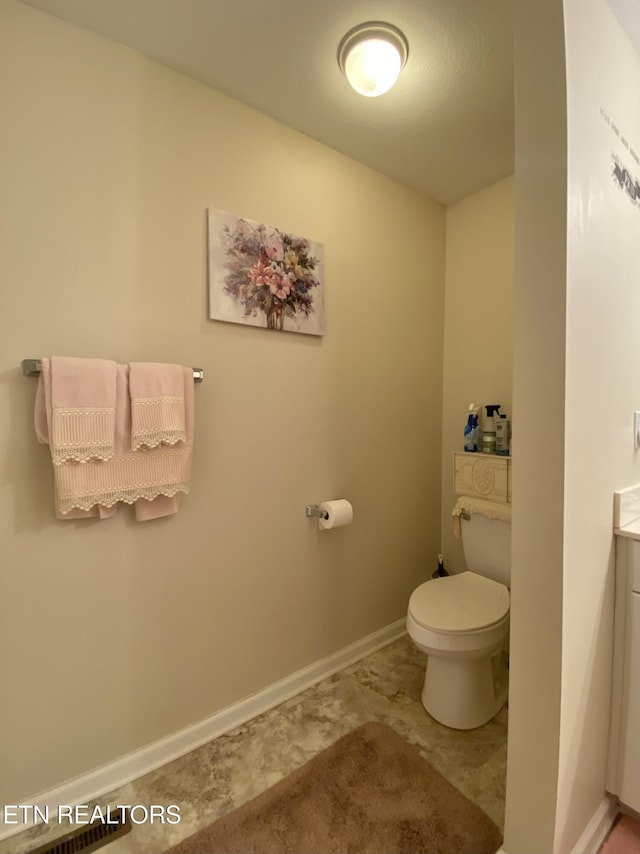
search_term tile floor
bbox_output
[2,636,508,854]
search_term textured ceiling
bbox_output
[20,0,514,204]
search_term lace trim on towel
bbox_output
[131,397,186,450]
[132,397,184,407]
[53,445,192,516]
[57,482,190,514]
[51,407,115,465]
[52,446,115,465]
[131,430,187,451]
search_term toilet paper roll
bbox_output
[318,499,353,530]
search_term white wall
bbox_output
[506,1,640,852]
[441,177,514,573]
[504,1,567,851]
[0,1,445,804]
[557,0,640,849]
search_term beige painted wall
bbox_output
[440,177,514,573]
[0,1,445,803]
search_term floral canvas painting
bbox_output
[208,208,325,336]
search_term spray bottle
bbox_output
[463,403,481,452]
[482,405,501,455]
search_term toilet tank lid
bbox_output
[408,572,510,633]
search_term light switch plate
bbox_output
[634,412,640,449]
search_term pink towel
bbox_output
[35,360,194,521]
[55,493,119,520]
[129,362,186,450]
[133,368,194,520]
[48,356,117,464]
[34,369,118,520]
[35,364,194,518]
[134,494,179,521]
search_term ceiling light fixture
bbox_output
[337,22,409,98]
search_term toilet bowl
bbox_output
[407,571,509,729]
[406,502,512,730]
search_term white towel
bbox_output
[451,496,512,538]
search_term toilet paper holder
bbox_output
[305,504,329,520]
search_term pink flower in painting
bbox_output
[248,259,273,288]
[265,235,284,262]
[269,274,291,300]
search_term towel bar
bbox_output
[21,359,204,383]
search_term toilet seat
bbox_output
[408,571,509,633]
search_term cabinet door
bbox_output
[620,591,640,811]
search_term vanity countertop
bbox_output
[614,484,640,540]
[614,519,640,540]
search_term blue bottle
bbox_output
[464,414,479,452]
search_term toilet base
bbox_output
[421,647,508,730]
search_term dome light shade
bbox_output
[338,22,408,97]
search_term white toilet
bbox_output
[406,507,511,730]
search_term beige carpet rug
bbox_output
[166,721,503,854]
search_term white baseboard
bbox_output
[0,619,406,842]
[492,794,617,854]
[569,795,618,854]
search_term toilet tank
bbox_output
[460,512,511,587]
